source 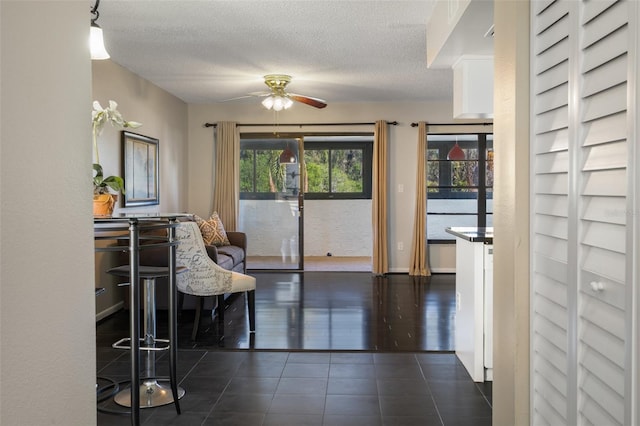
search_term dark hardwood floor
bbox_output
[98,272,456,351]
[96,272,492,425]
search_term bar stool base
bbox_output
[114,379,185,408]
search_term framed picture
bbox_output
[121,131,159,207]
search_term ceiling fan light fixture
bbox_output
[261,96,275,109]
[273,96,285,111]
[262,95,293,111]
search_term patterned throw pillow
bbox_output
[194,212,230,246]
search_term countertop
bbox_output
[445,227,494,243]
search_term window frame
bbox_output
[239,139,298,200]
[239,137,373,200]
[303,141,373,200]
[427,133,493,243]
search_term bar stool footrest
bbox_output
[112,337,170,351]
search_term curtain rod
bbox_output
[204,121,398,128]
[410,122,493,127]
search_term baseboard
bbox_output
[431,268,456,274]
[96,301,124,322]
[388,267,409,274]
[387,267,455,274]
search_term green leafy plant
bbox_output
[92,100,141,195]
[93,163,125,195]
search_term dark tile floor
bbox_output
[96,272,492,425]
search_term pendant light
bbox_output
[279,145,297,164]
[90,0,110,60]
[447,138,465,161]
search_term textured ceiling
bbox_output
[98,1,457,106]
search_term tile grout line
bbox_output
[415,353,446,426]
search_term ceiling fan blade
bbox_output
[289,94,327,109]
[219,95,253,102]
[249,91,271,97]
[220,91,271,102]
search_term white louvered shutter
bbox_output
[577,1,629,424]
[532,1,571,423]
[531,0,637,425]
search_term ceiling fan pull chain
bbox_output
[273,110,280,137]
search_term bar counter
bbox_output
[445,226,494,243]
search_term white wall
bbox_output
[304,200,371,256]
[426,0,471,67]
[239,199,300,257]
[1,1,96,424]
[188,101,459,272]
[92,60,189,318]
[239,199,373,258]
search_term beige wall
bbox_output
[92,60,189,318]
[493,0,531,424]
[92,60,189,215]
[1,1,96,424]
[187,101,464,271]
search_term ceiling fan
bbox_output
[241,74,327,111]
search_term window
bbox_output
[427,133,493,241]
[304,141,372,199]
[239,136,373,200]
[240,146,287,199]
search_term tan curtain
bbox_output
[212,121,240,231]
[372,120,389,275]
[409,122,431,276]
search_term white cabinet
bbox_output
[483,244,493,375]
[447,227,493,382]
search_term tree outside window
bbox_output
[240,138,372,200]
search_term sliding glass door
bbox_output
[239,137,303,270]
[239,133,374,271]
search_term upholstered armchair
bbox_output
[175,221,256,340]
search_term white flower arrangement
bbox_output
[92,100,142,194]
[92,100,141,164]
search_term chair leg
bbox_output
[191,296,204,341]
[216,294,225,325]
[177,292,185,321]
[247,290,256,332]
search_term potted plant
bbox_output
[92,100,141,215]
